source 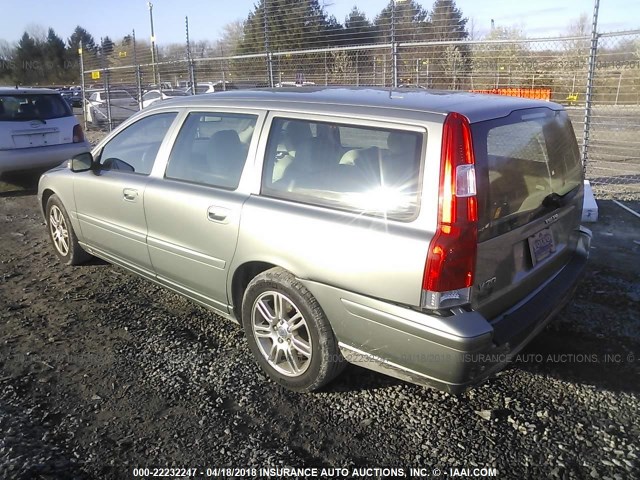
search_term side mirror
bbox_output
[69,152,94,172]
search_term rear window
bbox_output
[262,118,423,221]
[473,108,582,240]
[0,94,72,121]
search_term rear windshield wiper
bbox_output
[542,192,564,209]
[527,185,580,223]
[542,185,580,209]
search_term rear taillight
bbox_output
[422,112,478,310]
[73,124,85,143]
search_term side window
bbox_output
[262,118,423,221]
[165,112,257,190]
[98,112,177,175]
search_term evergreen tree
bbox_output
[45,28,66,82]
[240,0,339,54]
[14,32,43,84]
[67,26,97,56]
[373,0,430,44]
[429,0,468,41]
[425,0,471,89]
[101,36,115,56]
[343,7,375,46]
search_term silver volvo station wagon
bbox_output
[38,88,592,393]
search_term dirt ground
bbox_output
[0,170,639,479]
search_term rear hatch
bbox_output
[471,107,584,319]
[0,93,75,150]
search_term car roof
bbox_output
[0,87,61,95]
[150,87,563,123]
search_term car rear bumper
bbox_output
[0,141,90,175]
[302,226,592,394]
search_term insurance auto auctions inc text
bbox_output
[248,466,499,477]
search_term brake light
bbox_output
[422,112,478,310]
[73,124,85,143]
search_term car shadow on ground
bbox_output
[0,189,36,198]
[510,326,640,395]
[326,364,406,392]
[0,169,48,195]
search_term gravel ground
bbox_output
[0,176,639,479]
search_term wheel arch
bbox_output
[230,261,278,325]
[41,188,56,219]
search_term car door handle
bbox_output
[207,206,230,223]
[123,188,139,202]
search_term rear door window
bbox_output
[473,108,582,240]
[261,117,424,221]
[0,94,71,121]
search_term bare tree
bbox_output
[216,20,244,56]
[563,13,590,66]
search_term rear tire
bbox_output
[46,194,92,266]
[242,267,345,392]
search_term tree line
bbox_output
[0,25,109,85]
[0,0,468,86]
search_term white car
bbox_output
[184,81,238,94]
[141,89,188,108]
[86,90,138,127]
[0,88,90,175]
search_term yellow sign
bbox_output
[119,51,127,58]
[91,71,101,80]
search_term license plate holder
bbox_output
[528,228,556,266]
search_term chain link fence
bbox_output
[79,30,640,200]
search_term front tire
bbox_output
[242,267,345,392]
[46,194,91,266]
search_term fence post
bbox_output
[78,41,87,132]
[104,68,112,132]
[264,0,274,87]
[324,52,328,86]
[391,0,398,87]
[185,17,196,94]
[581,0,600,173]
[100,38,113,132]
[133,30,143,110]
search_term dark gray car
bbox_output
[38,88,591,393]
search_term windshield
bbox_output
[473,108,583,240]
[0,94,72,121]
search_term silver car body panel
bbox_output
[37,88,588,392]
